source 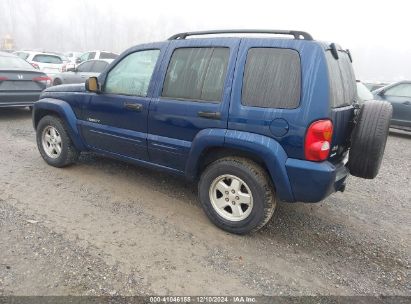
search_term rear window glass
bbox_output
[326,51,356,107]
[32,54,63,64]
[162,47,230,102]
[0,55,35,70]
[242,48,301,109]
[100,52,118,59]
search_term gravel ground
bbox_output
[0,108,410,296]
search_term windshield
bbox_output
[0,55,36,70]
[356,81,373,102]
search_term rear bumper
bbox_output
[285,158,349,202]
[0,92,40,107]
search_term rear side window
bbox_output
[242,48,301,109]
[100,52,118,60]
[162,47,230,102]
[32,54,63,64]
[326,51,356,108]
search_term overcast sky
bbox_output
[1,0,409,82]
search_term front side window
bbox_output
[242,48,301,109]
[385,83,411,98]
[77,61,94,72]
[92,61,109,73]
[104,49,160,96]
[162,47,229,102]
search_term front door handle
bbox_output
[124,103,143,111]
[197,111,221,120]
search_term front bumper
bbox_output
[285,157,349,203]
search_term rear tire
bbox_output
[348,101,392,179]
[36,115,79,167]
[198,157,276,234]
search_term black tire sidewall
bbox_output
[53,78,62,86]
[36,116,72,167]
[199,161,271,234]
[348,101,392,179]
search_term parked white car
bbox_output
[13,51,65,77]
[77,50,118,63]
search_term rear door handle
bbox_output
[197,111,221,120]
[124,102,143,111]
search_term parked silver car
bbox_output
[52,59,113,86]
[373,81,411,131]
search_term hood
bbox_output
[45,83,86,93]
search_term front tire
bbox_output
[36,115,79,167]
[198,157,276,234]
[53,78,62,86]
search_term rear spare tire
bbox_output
[348,100,392,179]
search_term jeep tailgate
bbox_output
[325,49,357,162]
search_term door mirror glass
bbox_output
[86,77,99,93]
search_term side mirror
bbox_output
[378,90,385,96]
[85,77,99,93]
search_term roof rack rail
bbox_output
[168,29,313,41]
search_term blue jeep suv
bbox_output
[33,30,392,234]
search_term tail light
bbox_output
[32,76,52,87]
[31,63,40,69]
[0,76,8,81]
[304,120,333,161]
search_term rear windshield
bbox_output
[32,54,63,64]
[0,55,35,70]
[326,51,356,108]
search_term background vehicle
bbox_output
[364,82,388,91]
[64,51,82,64]
[13,51,65,77]
[77,50,118,63]
[0,51,51,108]
[32,30,392,234]
[373,81,411,131]
[356,80,374,102]
[53,59,113,86]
